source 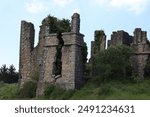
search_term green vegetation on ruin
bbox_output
[42,15,71,33]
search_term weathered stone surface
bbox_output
[71,13,80,33]
[131,28,150,78]
[19,21,35,85]
[90,28,150,78]
[91,30,106,58]
[108,30,133,47]
[19,13,85,96]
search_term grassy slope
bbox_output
[1,79,150,100]
[71,79,150,100]
[0,83,18,99]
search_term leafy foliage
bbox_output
[92,45,133,81]
[42,15,71,33]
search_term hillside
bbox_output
[1,78,150,100]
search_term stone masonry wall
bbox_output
[131,28,150,78]
[19,21,35,85]
[91,30,106,58]
[90,28,150,78]
[108,30,133,47]
[19,13,85,96]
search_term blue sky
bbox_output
[0,0,150,71]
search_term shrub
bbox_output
[92,45,132,81]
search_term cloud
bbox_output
[25,0,48,14]
[52,0,74,7]
[91,0,149,15]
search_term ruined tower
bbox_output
[131,28,150,77]
[19,21,35,84]
[19,13,85,96]
[91,30,106,58]
[90,28,150,78]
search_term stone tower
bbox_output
[19,21,35,84]
[19,13,85,96]
[131,28,150,77]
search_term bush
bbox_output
[42,15,71,33]
[92,45,132,81]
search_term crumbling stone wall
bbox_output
[19,13,85,96]
[90,30,106,76]
[91,30,106,58]
[19,21,35,85]
[131,28,150,78]
[108,30,133,47]
[90,28,150,78]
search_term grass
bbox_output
[1,77,150,100]
[0,82,18,99]
[71,78,150,100]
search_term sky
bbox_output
[0,0,150,71]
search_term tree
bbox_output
[0,64,18,83]
[92,45,132,81]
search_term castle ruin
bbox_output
[19,13,150,96]
[19,13,85,96]
[91,28,150,78]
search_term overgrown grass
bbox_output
[1,77,150,100]
[71,77,150,100]
[41,85,75,100]
[0,82,18,99]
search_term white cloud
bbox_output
[52,0,74,7]
[91,0,149,15]
[25,0,48,14]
